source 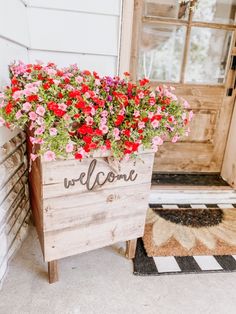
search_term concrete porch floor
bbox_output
[1,227,236,314]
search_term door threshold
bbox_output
[150,174,236,204]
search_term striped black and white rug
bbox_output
[133,202,236,276]
[133,238,236,275]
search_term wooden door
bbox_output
[131,0,236,173]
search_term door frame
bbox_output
[118,0,236,187]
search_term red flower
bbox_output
[105,140,111,149]
[33,64,42,71]
[83,70,91,76]
[12,87,20,93]
[115,115,124,126]
[74,114,80,119]
[75,101,86,109]
[78,125,93,135]
[5,102,13,115]
[69,90,81,98]
[43,83,50,90]
[94,129,103,136]
[27,95,38,102]
[11,77,18,85]
[123,129,131,137]
[58,92,64,99]
[142,117,148,123]
[81,84,89,93]
[64,77,70,84]
[54,109,66,117]
[168,117,173,122]
[83,136,92,144]
[74,152,83,159]
[47,101,58,111]
[139,78,149,86]
[124,72,130,76]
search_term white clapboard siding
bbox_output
[0,0,29,47]
[27,8,120,56]
[25,0,121,16]
[0,37,29,146]
[28,50,117,76]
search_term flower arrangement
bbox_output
[0,61,193,161]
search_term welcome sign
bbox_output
[64,159,138,191]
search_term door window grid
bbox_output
[137,0,236,84]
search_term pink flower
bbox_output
[36,105,45,116]
[23,102,32,112]
[172,135,179,143]
[152,145,158,152]
[29,112,37,121]
[36,117,44,126]
[95,79,101,86]
[35,126,45,135]
[113,128,120,140]
[183,99,190,108]
[44,150,56,161]
[13,90,24,100]
[99,124,108,134]
[101,110,108,117]
[15,110,23,120]
[84,92,90,99]
[100,145,107,153]
[0,101,5,108]
[138,121,145,129]
[66,143,74,153]
[151,120,159,128]
[75,76,83,84]
[189,110,194,121]
[148,112,154,119]
[58,103,67,111]
[0,117,5,126]
[49,128,57,136]
[85,116,93,126]
[133,110,140,118]
[152,136,163,146]
[138,92,144,99]
[30,153,37,161]
[36,138,44,145]
[30,136,37,144]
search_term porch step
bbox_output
[150,186,236,204]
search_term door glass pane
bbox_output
[185,27,232,84]
[143,0,189,20]
[138,24,186,82]
[193,0,236,24]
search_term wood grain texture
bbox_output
[48,260,59,284]
[132,3,236,173]
[221,101,236,188]
[31,151,154,262]
[126,239,137,259]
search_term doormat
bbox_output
[143,204,236,257]
[133,238,236,276]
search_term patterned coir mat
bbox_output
[143,204,236,257]
[133,238,236,276]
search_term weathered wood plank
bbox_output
[44,215,145,261]
[43,183,150,232]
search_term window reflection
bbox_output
[138,24,186,82]
[185,27,232,83]
[193,0,236,25]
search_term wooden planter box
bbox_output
[28,146,154,283]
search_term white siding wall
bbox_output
[26,0,122,76]
[0,0,30,284]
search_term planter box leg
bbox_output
[126,239,137,259]
[48,260,59,284]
